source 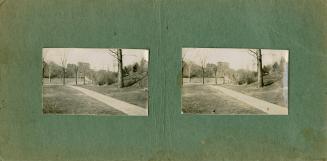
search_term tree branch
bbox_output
[107,49,119,60]
[248,49,258,58]
[61,53,67,67]
[108,49,118,54]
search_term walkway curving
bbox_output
[210,85,288,115]
[69,85,148,116]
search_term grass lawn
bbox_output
[182,84,266,114]
[79,85,148,109]
[43,85,126,115]
[221,75,288,107]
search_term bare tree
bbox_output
[78,62,90,85]
[217,62,226,84]
[43,56,52,84]
[213,65,218,84]
[48,64,52,83]
[42,57,45,84]
[181,53,186,85]
[139,58,146,73]
[107,49,123,88]
[61,53,67,85]
[200,56,207,84]
[188,61,192,83]
[249,49,263,88]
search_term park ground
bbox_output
[222,73,288,107]
[43,78,148,115]
[182,74,288,115]
[182,84,266,114]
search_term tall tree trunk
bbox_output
[63,68,65,85]
[202,68,205,84]
[75,71,78,85]
[83,73,86,85]
[48,66,51,83]
[188,65,191,83]
[222,75,225,84]
[117,49,124,88]
[257,49,263,88]
[222,69,225,84]
[215,71,217,84]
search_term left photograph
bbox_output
[42,48,148,116]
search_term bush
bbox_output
[106,73,116,85]
[262,65,272,75]
[236,70,257,85]
[94,70,117,86]
[245,75,256,84]
[123,73,147,87]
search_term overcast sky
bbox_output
[182,48,289,71]
[43,48,149,71]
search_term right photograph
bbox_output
[181,48,288,115]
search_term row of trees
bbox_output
[182,61,231,84]
[43,49,148,88]
[182,49,287,88]
[43,60,92,85]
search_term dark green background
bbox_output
[0,0,326,160]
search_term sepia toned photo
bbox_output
[182,48,288,115]
[42,48,148,116]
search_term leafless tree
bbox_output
[48,64,52,83]
[213,65,218,84]
[181,53,186,85]
[78,62,90,85]
[139,58,146,74]
[107,48,123,88]
[217,62,226,84]
[200,56,207,84]
[188,61,192,83]
[42,57,45,84]
[43,56,52,84]
[248,49,263,88]
[61,53,67,85]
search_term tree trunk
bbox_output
[83,73,86,85]
[117,49,124,88]
[63,68,65,85]
[222,75,225,84]
[215,71,217,84]
[188,65,191,83]
[257,49,263,88]
[222,69,225,84]
[48,66,51,83]
[202,68,205,84]
[75,71,78,85]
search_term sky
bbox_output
[182,48,289,71]
[43,48,149,71]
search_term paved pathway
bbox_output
[69,85,148,116]
[210,85,288,115]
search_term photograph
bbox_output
[42,48,148,116]
[182,48,288,115]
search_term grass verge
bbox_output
[43,85,126,115]
[79,85,148,109]
[182,84,266,114]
